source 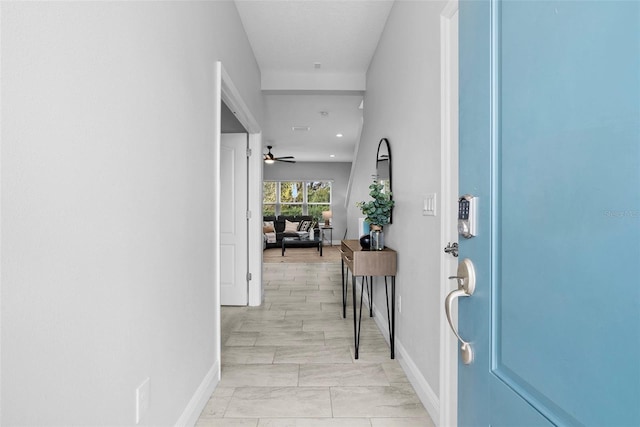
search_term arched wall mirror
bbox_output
[376,138,393,224]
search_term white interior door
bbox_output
[220,133,248,306]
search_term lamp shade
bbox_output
[322,210,332,226]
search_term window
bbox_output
[262,181,277,216]
[279,181,304,216]
[306,181,331,220]
[263,180,332,219]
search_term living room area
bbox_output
[262,161,351,261]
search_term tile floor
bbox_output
[196,261,435,427]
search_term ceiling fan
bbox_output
[264,145,296,164]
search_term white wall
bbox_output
[1,2,262,425]
[263,162,351,244]
[347,0,446,421]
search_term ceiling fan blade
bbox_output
[274,156,295,160]
[275,159,296,163]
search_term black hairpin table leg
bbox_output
[341,258,346,318]
[369,276,374,317]
[384,275,396,359]
[352,274,359,359]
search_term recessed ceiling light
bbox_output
[330,154,336,158]
[336,133,343,138]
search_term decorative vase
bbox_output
[359,234,371,249]
[370,225,384,250]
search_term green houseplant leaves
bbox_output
[356,180,394,227]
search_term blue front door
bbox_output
[458,1,640,425]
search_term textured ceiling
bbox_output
[235,1,393,75]
[234,0,394,163]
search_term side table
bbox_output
[321,227,333,246]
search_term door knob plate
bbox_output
[449,258,475,294]
[457,258,475,294]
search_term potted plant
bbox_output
[356,180,394,250]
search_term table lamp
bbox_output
[322,210,332,227]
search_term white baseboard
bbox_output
[175,361,219,427]
[396,339,440,425]
[366,296,441,425]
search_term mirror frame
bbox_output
[376,137,393,224]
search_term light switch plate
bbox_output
[423,193,437,216]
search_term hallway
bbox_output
[196,262,434,426]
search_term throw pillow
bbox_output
[284,220,299,233]
[263,221,275,233]
[297,220,311,232]
[309,219,318,230]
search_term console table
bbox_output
[340,239,397,359]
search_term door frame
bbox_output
[218,64,263,307]
[213,62,263,373]
[439,1,459,426]
[212,61,262,372]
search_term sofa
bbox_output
[263,215,319,249]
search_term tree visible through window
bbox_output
[262,182,276,216]
[306,181,331,220]
[262,180,331,220]
[279,181,303,216]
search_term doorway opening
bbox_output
[213,62,263,388]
